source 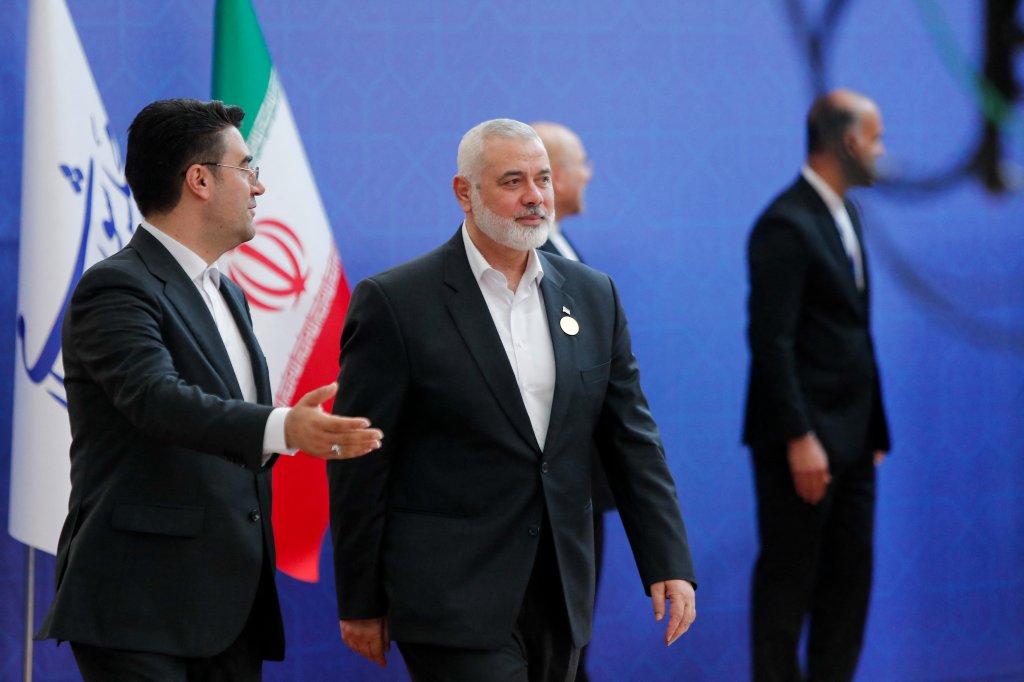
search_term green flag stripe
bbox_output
[213,0,273,140]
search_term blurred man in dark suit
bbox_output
[744,89,891,682]
[37,98,382,682]
[532,122,592,262]
[329,118,696,682]
[532,121,607,682]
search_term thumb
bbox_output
[297,382,338,408]
[651,582,666,622]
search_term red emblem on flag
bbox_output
[227,218,308,311]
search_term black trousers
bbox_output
[399,521,579,682]
[751,448,876,682]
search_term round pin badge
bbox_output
[560,316,580,336]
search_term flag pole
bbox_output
[23,545,35,682]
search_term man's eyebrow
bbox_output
[496,168,551,181]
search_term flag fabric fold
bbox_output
[214,0,352,582]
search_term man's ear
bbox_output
[841,132,859,160]
[183,164,212,200]
[453,175,473,212]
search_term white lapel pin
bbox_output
[559,307,580,336]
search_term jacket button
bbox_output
[528,525,540,536]
[249,510,261,522]
[540,461,550,474]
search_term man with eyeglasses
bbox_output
[36,98,383,681]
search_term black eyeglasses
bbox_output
[199,162,260,185]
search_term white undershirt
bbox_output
[801,166,865,290]
[139,221,291,459]
[462,224,556,450]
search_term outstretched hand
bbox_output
[284,382,383,459]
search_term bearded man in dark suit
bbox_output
[329,118,696,682]
[744,89,892,682]
[37,98,382,682]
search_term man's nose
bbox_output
[522,181,543,205]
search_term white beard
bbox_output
[471,188,553,251]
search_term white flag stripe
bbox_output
[224,77,339,406]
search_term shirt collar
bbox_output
[801,165,846,215]
[139,220,221,285]
[461,222,545,288]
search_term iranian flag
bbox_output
[214,0,350,582]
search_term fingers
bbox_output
[296,382,338,408]
[793,469,829,504]
[285,407,383,459]
[787,433,830,504]
[664,593,696,646]
[365,631,386,668]
[650,581,666,622]
[340,619,388,668]
[323,417,383,458]
[653,580,696,647]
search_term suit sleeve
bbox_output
[66,263,273,471]
[328,278,410,620]
[747,214,814,441]
[596,277,696,592]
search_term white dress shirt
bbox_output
[802,165,865,290]
[139,221,291,459]
[546,221,580,261]
[462,224,557,450]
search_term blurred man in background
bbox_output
[744,89,891,682]
[532,121,607,682]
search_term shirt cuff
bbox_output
[262,407,297,462]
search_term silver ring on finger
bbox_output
[331,444,342,456]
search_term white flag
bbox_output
[9,0,136,552]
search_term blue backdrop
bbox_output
[1,1,1022,680]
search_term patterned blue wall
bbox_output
[1,1,1022,680]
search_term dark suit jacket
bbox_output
[328,229,695,650]
[743,176,890,466]
[540,235,615,513]
[37,227,285,660]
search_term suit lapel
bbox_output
[537,253,577,456]
[441,231,541,453]
[128,229,242,399]
[846,199,872,310]
[797,179,867,315]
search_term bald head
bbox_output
[532,121,592,218]
[806,90,879,155]
[806,89,885,192]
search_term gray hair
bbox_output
[457,119,542,184]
